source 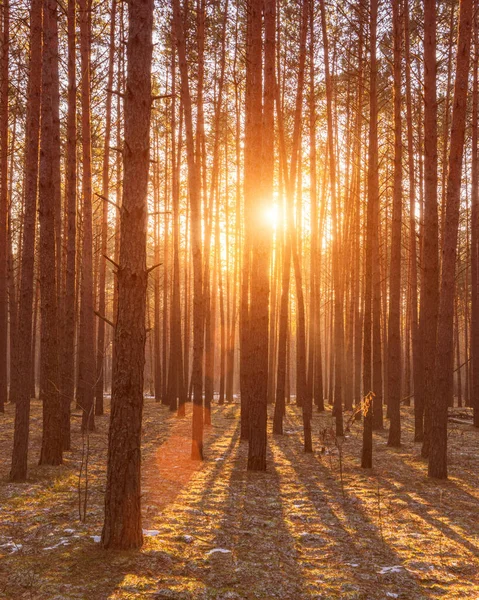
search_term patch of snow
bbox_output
[206,548,231,556]
[345,563,360,568]
[181,535,194,543]
[91,535,101,543]
[0,542,22,553]
[378,566,404,575]
[44,539,70,551]
[143,529,160,537]
[386,594,399,598]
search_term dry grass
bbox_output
[0,398,478,599]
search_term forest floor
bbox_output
[0,398,479,600]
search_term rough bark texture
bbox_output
[38,0,62,467]
[9,0,42,481]
[430,0,473,479]
[246,0,269,471]
[101,0,153,550]
[420,0,439,458]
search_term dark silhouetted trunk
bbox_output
[101,0,153,549]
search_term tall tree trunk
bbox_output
[95,0,117,417]
[172,0,204,459]
[101,0,153,549]
[362,0,379,468]
[38,0,62,467]
[430,0,473,479]
[61,0,77,451]
[319,0,343,438]
[387,0,403,447]
[246,0,270,470]
[9,0,42,481]
[404,0,421,440]
[472,4,479,428]
[420,0,440,458]
[78,0,96,432]
[0,0,9,413]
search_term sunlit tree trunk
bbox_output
[246,0,270,470]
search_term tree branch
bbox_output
[94,311,115,329]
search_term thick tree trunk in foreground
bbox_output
[102,0,153,550]
[429,0,473,479]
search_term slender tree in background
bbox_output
[404,0,421,441]
[172,0,205,460]
[420,0,439,457]
[430,0,473,479]
[38,0,62,466]
[9,0,42,481]
[362,0,379,469]
[95,0,117,417]
[77,0,96,433]
[472,4,479,429]
[102,0,154,549]
[319,0,343,439]
[168,44,186,418]
[0,0,9,413]
[387,0,403,447]
[61,0,77,452]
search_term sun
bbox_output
[263,203,280,230]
